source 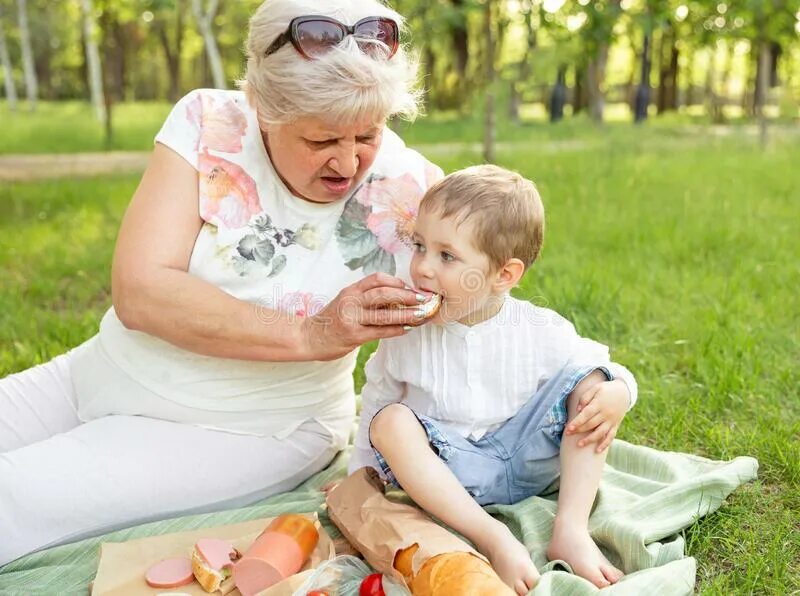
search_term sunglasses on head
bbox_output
[264,15,399,60]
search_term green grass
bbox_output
[2,98,797,154]
[1,125,798,593]
[0,101,173,154]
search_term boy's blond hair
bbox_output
[420,164,545,271]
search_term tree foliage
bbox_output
[0,0,797,121]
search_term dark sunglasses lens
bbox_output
[355,19,398,57]
[296,20,344,57]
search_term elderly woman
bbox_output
[0,0,440,568]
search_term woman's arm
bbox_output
[112,144,426,362]
[112,143,308,361]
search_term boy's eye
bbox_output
[440,252,455,262]
[412,241,425,253]
[357,135,376,144]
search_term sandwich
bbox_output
[191,538,241,593]
[390,291,442,325]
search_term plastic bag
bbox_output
[293,555,410,596]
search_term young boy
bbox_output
[348,165,637,595]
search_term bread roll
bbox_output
[394,545,514,595]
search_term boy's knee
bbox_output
[369,404,416,450]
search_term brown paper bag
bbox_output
[325,467,487,581]
[91,514,334,596]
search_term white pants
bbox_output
[0,349,342,567]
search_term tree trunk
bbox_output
[508,3,535,125]
[80,0,106,123]
[656,28,667,114]
[657,22,679,114]
[450,0,468,82]
[573,64,586,115]
[582,0,620,124]
[175,0,185,98]
[119,22,133,101]
[0,10,17,110]
[634,32,651,123]
[158,25,180,102]
[684,48,694,107]
[98,8,115,149]
[191,0,225,89]
[756,40,770,148]
[586,43,609,123]
[720,42,734,113]
[79,21,89,94]
[16,0,37,111]
[549,66,567,123]
[740,51,752,114]
[751,39,779,116]
[422,44,435,110]
[667,35,679,110]
[35,9,53,100]
[158,0,185,102]
[752,43,764,118]
[109,20,126,102]
[508,81,521,124]
[705,46,723,124]
[768,41,780,87]
[625,37,638,113]
[483,0,496,163]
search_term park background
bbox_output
[0,1,798,593]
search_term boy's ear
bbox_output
[492,258,526,293]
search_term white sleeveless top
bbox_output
[71,89,443,445]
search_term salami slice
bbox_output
[195,538,237,569]
[145,557,194,588]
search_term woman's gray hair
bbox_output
[239,0,421,127]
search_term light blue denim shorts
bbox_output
[372,364,613,506]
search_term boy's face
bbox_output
[410,207,500,325]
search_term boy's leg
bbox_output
[546,370,624,587]
[370,404,538,595]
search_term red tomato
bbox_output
[306,591,330,596]
[359,573,385,596]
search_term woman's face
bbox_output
[263,115,385,204]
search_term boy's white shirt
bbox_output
[348,295,638,475]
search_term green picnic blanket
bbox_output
[0,439,758,595]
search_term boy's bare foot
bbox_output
[477,521,540,595]
[547,521,623,588]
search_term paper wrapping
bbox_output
[90,514,334,596]
[325,468,488,581]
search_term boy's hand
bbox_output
[566,379,630,453]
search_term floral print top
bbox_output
[165,89,441,314]
[87,89,443,442]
